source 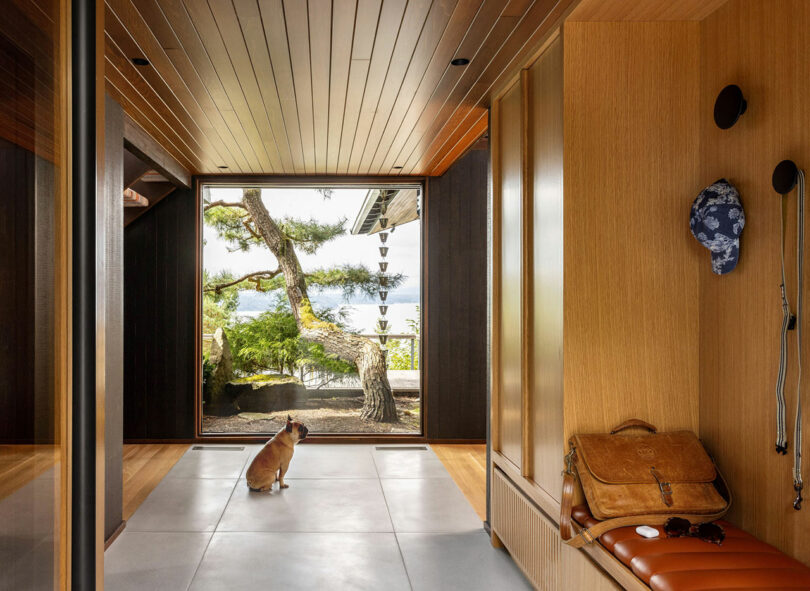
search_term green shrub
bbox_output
[225,301,356,378]
[380,307,420,370]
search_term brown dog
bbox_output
[245,416,308,492]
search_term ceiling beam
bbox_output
[123,113,192,188]
[123,187,149,207]
[123,148,152,189]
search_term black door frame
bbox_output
[71,0,100,586]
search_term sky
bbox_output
[203,187,421,320]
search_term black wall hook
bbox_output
[714,84,747,129]
[773,160,800,195]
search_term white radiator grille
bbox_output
[492,467,561,590]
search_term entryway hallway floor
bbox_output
[105,444,531,590]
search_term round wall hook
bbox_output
[714,84,747,129]
[773,160,799,194]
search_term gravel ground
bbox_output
[201,395,421,434]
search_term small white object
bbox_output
[635,526,659,539]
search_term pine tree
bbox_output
[204,188,401,422]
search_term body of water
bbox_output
[238,302,420,335]
[236,287,420,335]
[338,302,419,334]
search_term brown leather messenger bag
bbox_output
[560,419,732,548]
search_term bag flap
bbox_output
[574,431,716,484]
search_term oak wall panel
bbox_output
[497,81,524,468]
[562,22,702,442]
[560,544,622,591]
[569,0,728,21]
[699,0,810,566]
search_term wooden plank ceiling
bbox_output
[104,0,571,177]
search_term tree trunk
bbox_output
[241,188,398,422]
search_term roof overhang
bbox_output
[351,188,420,235]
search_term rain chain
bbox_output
[377,193,391,366]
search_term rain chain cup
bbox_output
[377,193,391,362]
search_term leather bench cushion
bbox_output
[651,569,810,591]
[571,505,810,590]
[633,552,805,582]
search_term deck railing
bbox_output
[358,333,418,371]
[202,332,419,373]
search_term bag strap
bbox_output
[610,419,657,434]
[559,448,732,548]
[776,191,792,455]
[774,167,805,510]
[794,169,805,510]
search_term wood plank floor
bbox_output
[0,445,59,501]
[120,443,487,523]
[432,444,487,521]
[122,444,188,520]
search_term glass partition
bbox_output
[0,1,70,588]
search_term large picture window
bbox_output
[201,185,422,435]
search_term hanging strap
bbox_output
[776,193,793,455]
[794,169,805,510]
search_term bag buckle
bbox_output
[651,467,674,507]
[578,527,595,545]
[563,448,576,476]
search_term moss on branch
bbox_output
[298,297,340,332]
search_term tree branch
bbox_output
[242,220,262,241]
[204,200,245,212]
[204,269,281,292]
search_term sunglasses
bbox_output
[663,517,725,545]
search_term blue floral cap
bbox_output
[690,179,745,275]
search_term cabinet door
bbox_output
[530,37,565,500]
[496,80,524,468]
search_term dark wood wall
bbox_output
[425,143,489,440]
[0,138,61,445]
[123,145,488,441]
[124,186,196,440]
[0,138,36,442]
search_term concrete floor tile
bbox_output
[105,532,212,591]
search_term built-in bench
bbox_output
[572,506,810,590]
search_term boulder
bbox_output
[224,375,307,413]
[206,328,233,413]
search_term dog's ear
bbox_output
[287,414,293,422]
[285,415,293,432]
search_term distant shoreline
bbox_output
[236,285,420,312]
[237,301,420,335]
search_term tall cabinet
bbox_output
[492,0,810,587]
[489,5,706,588]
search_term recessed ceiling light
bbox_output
[217,165,229,170]
[132,57,150,66]
[451,58,470,66]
